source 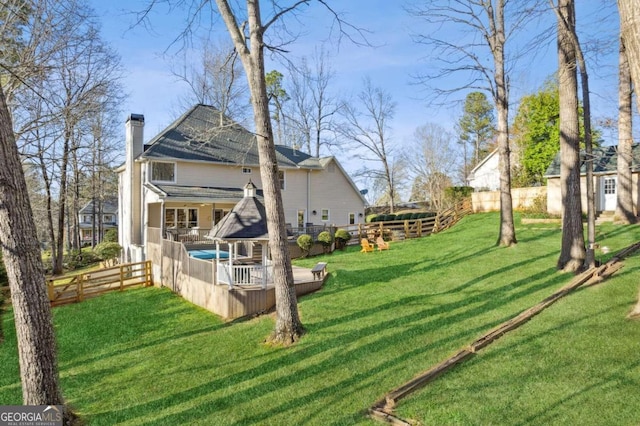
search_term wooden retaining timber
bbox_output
[370,241,640,423]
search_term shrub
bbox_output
[103,228,118,243]
[297,234,313,257]
[335,229,351,243]
[94,242,122,267]
[317,231,333,253]
[64,250,101,270]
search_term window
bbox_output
[348,213,355,225]
[103,214,114,223]
[151,162,176,183]
[297,210,306,228]
[242,167,252,174]
[278,170,285,190]
[82,214,92,223]
[604,177,616,195]
[165,208,198,228]
[213,209,229,225]
[321,209,329,221]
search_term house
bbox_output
[467,149,500,191]
[545,144,640,215]
[118,104,367,263]
[77,198,118,245]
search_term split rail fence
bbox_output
[46,260,152,306]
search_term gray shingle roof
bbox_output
[206,192,268,241]
[79,198,118,214]
[146,184,263,202]
[141,104,322,169]
[545,144,640,177]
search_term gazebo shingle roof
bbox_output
[206,182,268,241]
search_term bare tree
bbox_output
[405,123,459,211]
[286,47,341,157]
[0,82,77,423]
[555,0,585,272]
[409,0,530,246]
[170,39,250,123]
[339,78,400,213]
[616,38,635,224]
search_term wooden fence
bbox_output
[46,260,152,306]
[337,201,473,244]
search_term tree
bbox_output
[616,19,636,224]
[285,48,341,157]
[410,0,524,246]
[405,123,459,211]
[339,78,400,213]
[555,0,585,272]
[457,91,495,176]
[170,39,250,123]
[214,0,307,345]
[511,79,560,186]
[618,0,640,317]
[0,82,76,422]
[266,69,289,146]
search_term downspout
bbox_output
[307,169,311,224]
[160,197,165,287]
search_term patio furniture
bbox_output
[311,262,327,280]
[360,238,374,253]
[376,236,389,251]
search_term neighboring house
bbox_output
[118,104,367,263]
[77,198,118,245]
[545,144,640,215]
[467,149,500,191]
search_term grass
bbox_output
[2,212,640,425]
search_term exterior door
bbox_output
[602,176,617,211]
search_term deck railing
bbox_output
[216,261,273,289]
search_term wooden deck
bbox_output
[208,265,326,320]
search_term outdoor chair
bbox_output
[376,236,389,251]
[360,238,374,253]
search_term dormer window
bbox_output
[151,161,176,183]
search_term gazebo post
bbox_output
[261,241,268,289]
[228,241,234,290]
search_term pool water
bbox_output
[188,249,230,260]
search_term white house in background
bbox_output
[545,144,640,216]
[117,104,367,263]
[467,149,500,191]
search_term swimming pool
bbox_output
[188,249,230,260]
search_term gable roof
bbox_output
[467,149,498,180]
[545,144,640,178]
[79,198,118,215]
[140,104,322,169]
[206,182,268,241]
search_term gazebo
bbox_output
[206,181,272,289]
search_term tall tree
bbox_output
[405,123,459,211]
[555,0,585,272]
[266,69,289,146]
[0,82,76,422]
[339,78,400,213]
[616,21,636,224]
[410,0,524,246]
[214,0,305,344]
[170,39,250,124]
[618,0,640,317]
[286,48,341,157]
[457,91,495,175]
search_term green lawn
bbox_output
[1,212,640,425]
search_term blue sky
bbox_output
[89,1,622,167]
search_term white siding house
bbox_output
[117,104,367,263]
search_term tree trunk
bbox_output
[619,0,640,113]
[616,39,636,223]
[0,85,77,422]
[216,0,304,344]
[556,0,585,272]
[489,0,516,246]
